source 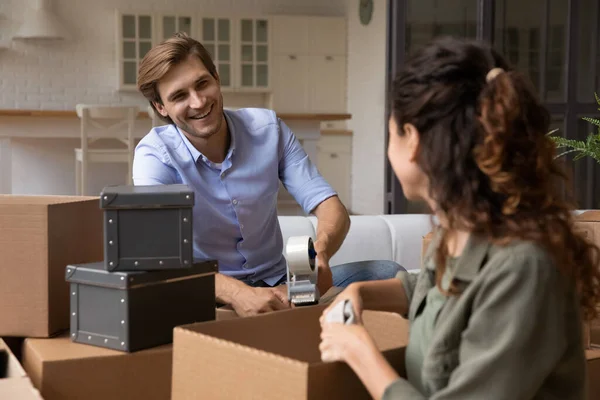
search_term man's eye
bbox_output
[197,81,207,88]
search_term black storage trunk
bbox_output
[100,184,194,271]
[66,259,217,352]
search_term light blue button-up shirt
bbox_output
[132,108,336,285]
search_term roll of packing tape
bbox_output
[285,236,317,276]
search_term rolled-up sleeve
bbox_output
[383,249,579,399]
[132,139,178,185]
[277,118,336,213]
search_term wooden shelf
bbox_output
[0,109,351,121]
[321,129,352,136]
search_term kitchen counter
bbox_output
[0,109,351,121]
[0,109,351,194]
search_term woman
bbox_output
[319,37,600,399]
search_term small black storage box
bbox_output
[66,259,217,352]
[100,184,194,271]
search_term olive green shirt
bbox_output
[384,229,587,399]
[405,257,457,395]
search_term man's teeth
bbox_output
[190,106,211,119]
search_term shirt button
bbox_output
[240,224,244,229]
[232,199,238,205]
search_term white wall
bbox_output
[0,0,346,195]
[346,0,388,214]
[0,0,346,110]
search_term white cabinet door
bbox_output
[158,15,193,40]
[272,55,309,113]
[308,17,346,56]
[318,146,351,210]
[271,16,309,55]
[117,12,154,90]
[309,55,347,113]
[238,18,270,90]
[198,17,234,90]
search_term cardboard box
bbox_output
[573,211,600,349]
[575,211,600,248]
[587,349,600,400]
[0,339,43,399]
[22,334,172,400]
[172,305,409,400]
[0,195,103,337]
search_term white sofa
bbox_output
[278,214,435,272]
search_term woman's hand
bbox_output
[319,321,377,364]
[320,282,364,324]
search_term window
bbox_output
[386,0,600,212]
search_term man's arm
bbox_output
[312,196,351,294]
[132,140,178,185]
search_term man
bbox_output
[134,32,400,317]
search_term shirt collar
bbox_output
[425,228,492,282]
[175,109,236,165]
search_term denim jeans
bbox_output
[250,260,404,288]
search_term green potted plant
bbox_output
[549,93,600,163]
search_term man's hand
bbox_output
[230,285,291,317]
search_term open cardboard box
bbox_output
[173,304,409,400]
[22,334,172,400]
[0,338,43,399]
[0,195,103,337]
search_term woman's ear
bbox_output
[403,123,421,161]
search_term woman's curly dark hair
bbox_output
[391,37,600,320]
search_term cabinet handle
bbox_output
[330,153,338,159]
[289,54,297,60]
[325,55,333,61]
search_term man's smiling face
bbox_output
[154,54,224,140]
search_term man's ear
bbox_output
[152,101,168,118]
[403,123,421,161]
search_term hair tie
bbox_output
[486,67,505,83]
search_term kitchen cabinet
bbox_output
[198,17,234,90]
[117,13,270,92]
[308,55,346,114]
[271,54,309,114]
[317,134,352,210]
[116,12,154,90]
[271,16,347,114]
[238,18,270,90]
[159,15,194,40]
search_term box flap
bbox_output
[0,377,44,399]
[178,305,409,364]
[0,195,99,206]
[100,184,194,209]
[65,259,218,289]
[576,211,600,222]
[0,339,26,379]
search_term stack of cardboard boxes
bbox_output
[0,186,219,400]
[1,188,410,400]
